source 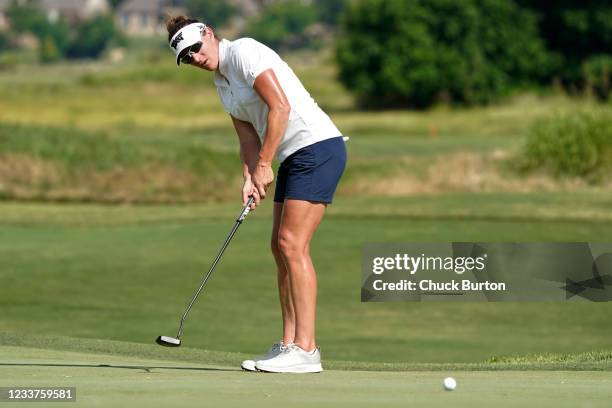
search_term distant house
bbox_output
[117,0,186,36]
[0,0,110,30]
[39,0,111,24]
[116,0,266,37]
[0,0,12,30]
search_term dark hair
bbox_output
[166,15,220,42]
[166,15,200,42]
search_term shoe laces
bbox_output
[280,343,300,354]
[274,341,289,353]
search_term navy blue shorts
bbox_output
[274,137,347,204]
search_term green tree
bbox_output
[313,0,350,25]
[66,15,123,59]
[6,1,48,36]
[0,32,10,52]
[583,55,612,101]
[7,1,71,59]
[40,36,61,63]
[336,0,551,109]
[109,0,126,8]
[516,0,612,99]
[246,0,318,50]
[185,0,238,28]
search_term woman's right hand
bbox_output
[242,178,261,210]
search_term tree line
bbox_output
[336,0,612,108]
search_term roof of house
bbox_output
[40,0,109,13]
[117,0,173,13]
[0,0,12,12]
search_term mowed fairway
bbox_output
[1,194,612,363]
[1,343,611,408]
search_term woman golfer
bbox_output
[167,16,347,373]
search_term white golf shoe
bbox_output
[255,343,323,373]
[241,341,286,372]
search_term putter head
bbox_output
[156,335,181,347]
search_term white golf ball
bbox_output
[443,377,457,391]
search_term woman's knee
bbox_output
[277,229,306,259]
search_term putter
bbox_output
[156,196,256,347]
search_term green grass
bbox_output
[1,191,611,226]
[486,350,612,366]
[1,195,612,364]
[0,339,611,408]
[0,122,241,202]
[2,333,611,372]
[520,110,612,178]
[1,48,611,203]
[1,98,610,202]
[2,38,612,408]
[0,123,239,172]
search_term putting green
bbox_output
[1,343,611,408]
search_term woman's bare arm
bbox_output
[247,69,290,199]
[231,115,262,206]
[231,116,261,178]
[253,69,291,166]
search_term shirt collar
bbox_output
[215,38,231,82]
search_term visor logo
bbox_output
[171,32,184,50]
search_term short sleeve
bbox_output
[232,39,275,87]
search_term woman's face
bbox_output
[188,28,219,71]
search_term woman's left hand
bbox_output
[252,163,274,199]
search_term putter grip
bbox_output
[237,196,255,222]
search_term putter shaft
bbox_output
[175,196,255,340]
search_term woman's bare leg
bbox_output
[271,201,295,345]
[277,199,326,352]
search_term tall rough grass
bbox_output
[519,111,612,179]
[0,123,240,203]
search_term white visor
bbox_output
[169,23,206,66]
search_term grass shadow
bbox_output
[0,363,239,373]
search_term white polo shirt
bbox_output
[213,38,343,163]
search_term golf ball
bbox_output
[443,377,457,391]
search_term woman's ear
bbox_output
[204,27,213,41]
